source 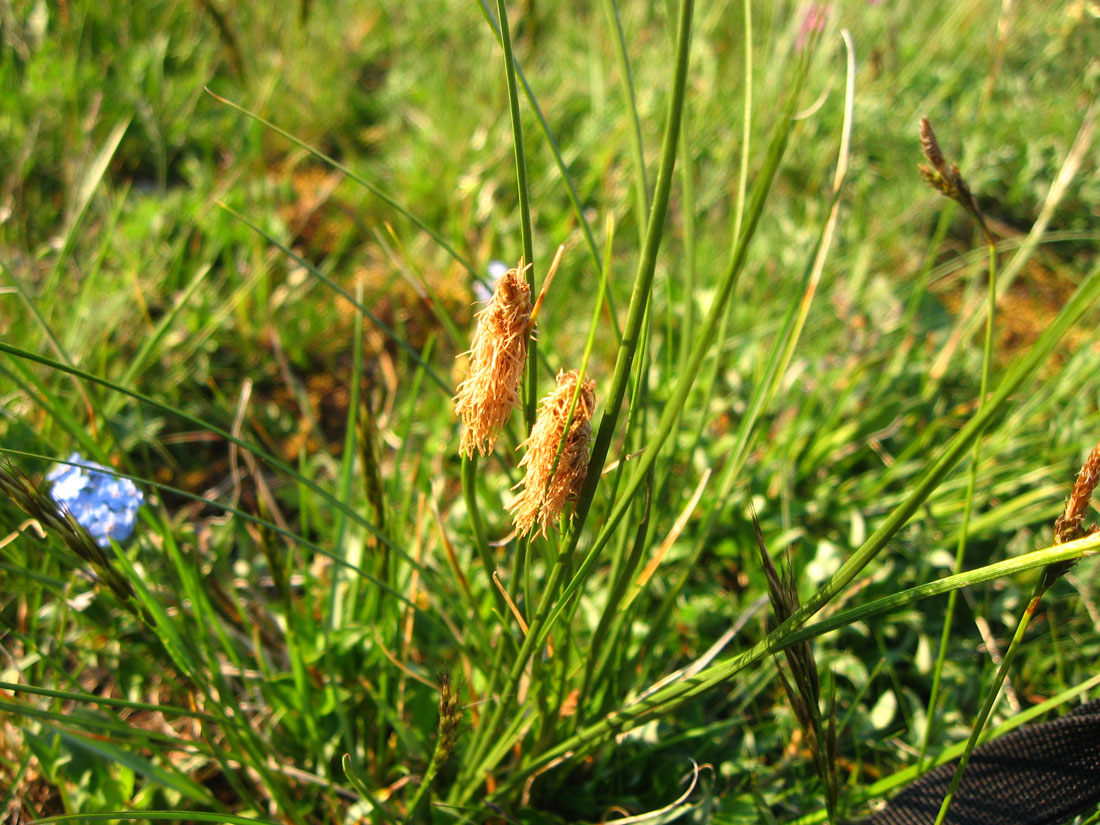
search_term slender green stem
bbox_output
[933,581,1045,825]
[0,343,400,556]
[473,0,622,341]
[498,532,1100,804]
[921,239,997,767]
[220,202,451,393]
[485,261,1100,791]
[563,0,696,541]
[879,206,954,396]
[206,90,476,277]
[733,0,752,243]
[461,455,509,625]
[677,106,696,372]
[534,50,815,644]
[450,0,696,803]
[403,742,446,824]
[578,486,652,722]
[603,0,649,246]
[328,283,366,629]
[2,262,114,455]
[493,0,538,426]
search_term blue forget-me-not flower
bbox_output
[48,453,144,547]
[474,259,510,304]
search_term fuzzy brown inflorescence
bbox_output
[1041,438,1100,591]
[1054,439,1100,545]
[454,263,532,457]
[509,369,595,538]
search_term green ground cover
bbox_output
[2,0,1100,821]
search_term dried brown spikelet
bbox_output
[454,263,532,457]
[1040,438,1100,591]
[919,117,945,171]
[1054,439,1100,545]
[509,369,596,538]
[917,117,994,245]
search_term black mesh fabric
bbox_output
[865,699,1100,825]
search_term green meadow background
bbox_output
[2,0,1100,822]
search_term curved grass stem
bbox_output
[462,455,510,628]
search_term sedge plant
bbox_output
[3,2,1100,823]
[917,116,1000,770]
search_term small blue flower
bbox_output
[475,259,510,304]
[48,453,144,548]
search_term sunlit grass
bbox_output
[2,0,1100,822]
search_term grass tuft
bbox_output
[3,1,1100,822]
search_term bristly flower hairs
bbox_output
[454,249,564,458]
[508,368,596,538]
[454,261,533,458]
[1045,437,1100,586]
[454,246,593,538]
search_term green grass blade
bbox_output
[110,258,217,410]
[205,89,476,275]
[603,0,649,244]
[32,813,284,825]
[450,0,696,801]
[218,201,450,394]
[57,729,219,805]
[329,283,366,629]
[490,0,538,424]
[503,257,1100,784]
[0,447,446,634]
[538,43,814,647]
[473,0,621,340]
[0,343,397,555]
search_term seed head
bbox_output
[509,369,595,538]
[917,117,994,246]
[454,263,532,457]
[919,117,945,171]
[1054,439,1100,545]
[436,673,464,764]
[1042,438,1100,591]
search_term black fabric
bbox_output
[866,700,1100,825]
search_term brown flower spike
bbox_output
[1041,438,1100,590]
[454,263,532,457]
[1054,439,1100,545]
[918,117,995,246]
[509,369,595,538]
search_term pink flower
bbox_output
[797,3,830,50]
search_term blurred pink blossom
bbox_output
[797,3,831,50]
